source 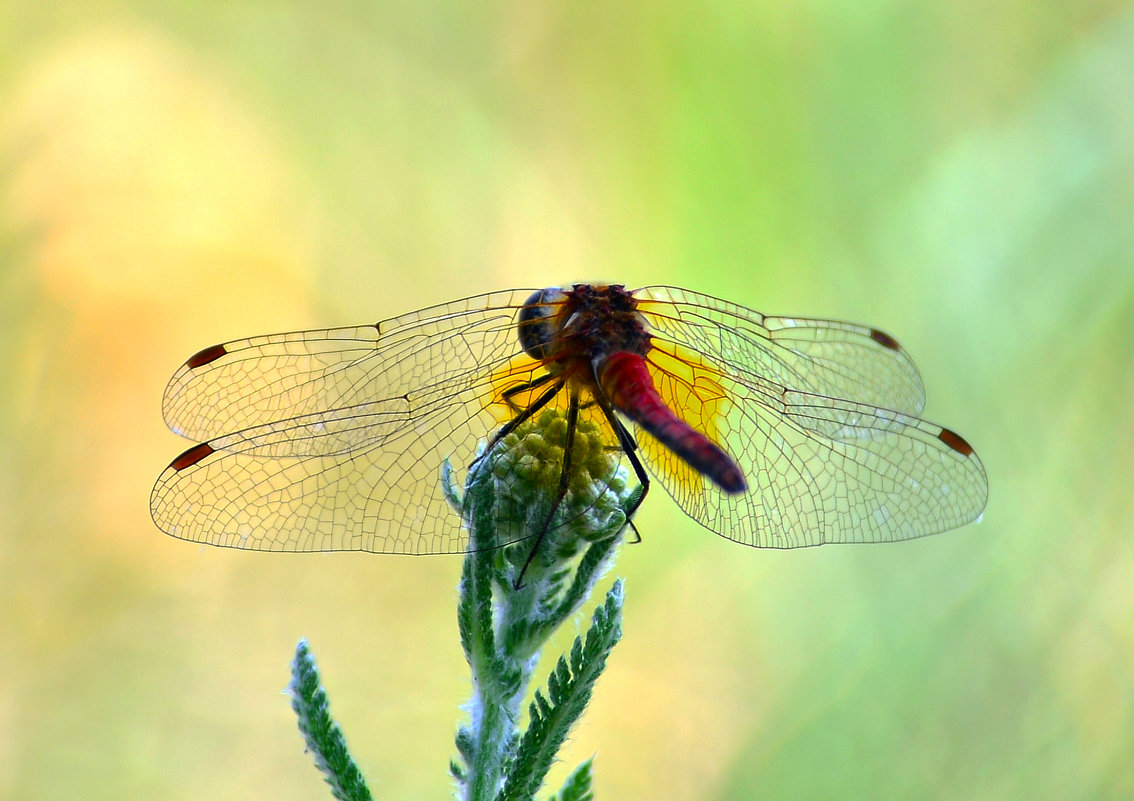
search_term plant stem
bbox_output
[448,409,639,801]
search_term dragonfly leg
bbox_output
[592,392,650,522]
[515,390,581,588]
[605,417,638,455]
[471,377,567,474]
[500,371,557,414]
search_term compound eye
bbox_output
[517,288,566,360]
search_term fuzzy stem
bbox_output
[448,409,637,801]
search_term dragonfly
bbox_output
[151,284,988,555]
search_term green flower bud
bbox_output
[462,408,634,575]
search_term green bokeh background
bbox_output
[2,2,1132,799]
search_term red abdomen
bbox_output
[598,351,746,494]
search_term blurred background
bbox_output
[2,1,1132,799]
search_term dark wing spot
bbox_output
[170,443,215,471]
[870,329,901,351]
[186,344,227,369]
[938,427,974,456]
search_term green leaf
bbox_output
[547,758,595,801]
[498,581,624,801]
[288,640,374,801]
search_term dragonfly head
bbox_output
[517,287,568,361]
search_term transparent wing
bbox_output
[162,289,541,444]
[639,376,987,547]
[151,289,553,555]
[633,287,987,547]
[636,285,926,415]
[153,282,987,557]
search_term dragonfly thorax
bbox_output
[517,285,653,375]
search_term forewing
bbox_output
[162,289,540,446]
[635,285,926,416]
